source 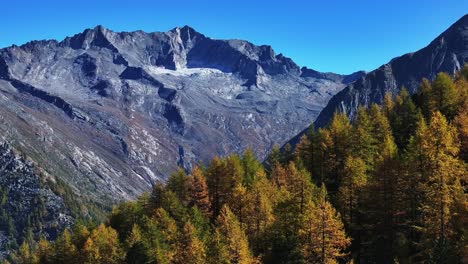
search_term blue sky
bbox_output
[1,0,466,74]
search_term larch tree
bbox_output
[352,106,378,170]
[368,104,393,151]
[13,242,37,264]
[206,157,231,219]
[319,112,352,194]
[270,163,288,188]
[295,134,312,171]
[228,183,250,227]
[338,156,367,240]
[382,92,395,118]
[416,112,466,260]
[187,166,212,218]
[173,221,207,264]
[300,184,350,264]
[284,162,315,215]
[215,205,256,264]
[453,95,468,162]
[366,134,399,262]
[82,224,125,264]
[35,238,53,264]
[225,154,246,189]
[148,208,179,263]
[403,115,432,260]
[245,172,275,253]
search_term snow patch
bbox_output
[146,66,225,77]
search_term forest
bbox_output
[8,67,468,263]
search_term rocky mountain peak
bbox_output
[300,67,366,84]
[170,25,204,42]
[0,24,360,220]
[0,22,372,255]
[64,24,117,51]
[312,14,468,128]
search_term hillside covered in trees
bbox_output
[9,67,468,263]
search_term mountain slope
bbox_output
[0,141,76,256]
[313,14,468,128]
[0,26,363,208]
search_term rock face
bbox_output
[314,14,468,128]
[0,26,363,207]
[0,141,73,256]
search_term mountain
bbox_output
[0,25,363,212]
[0,141,76,257]
[313,14,468,128]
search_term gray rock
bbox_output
[0,25,359,209]
[314,15,468,128]
[0,141,73,256]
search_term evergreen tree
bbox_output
[146,208,178,263]
[391,87,421,149]
[35,238,52,264]
[368,104,393,149]
[415,78,433,119]
[52,230,78,264]
[158,189,189,225]
[207,230,231,264]
[125,224,149,264]
[428,72,460,120]
[267,190,304,264]
[281,143,294,165]
[242,148,263,186]
[265,145,281,172]
[166,168,189,204]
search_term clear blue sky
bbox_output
[1,0,466,74]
